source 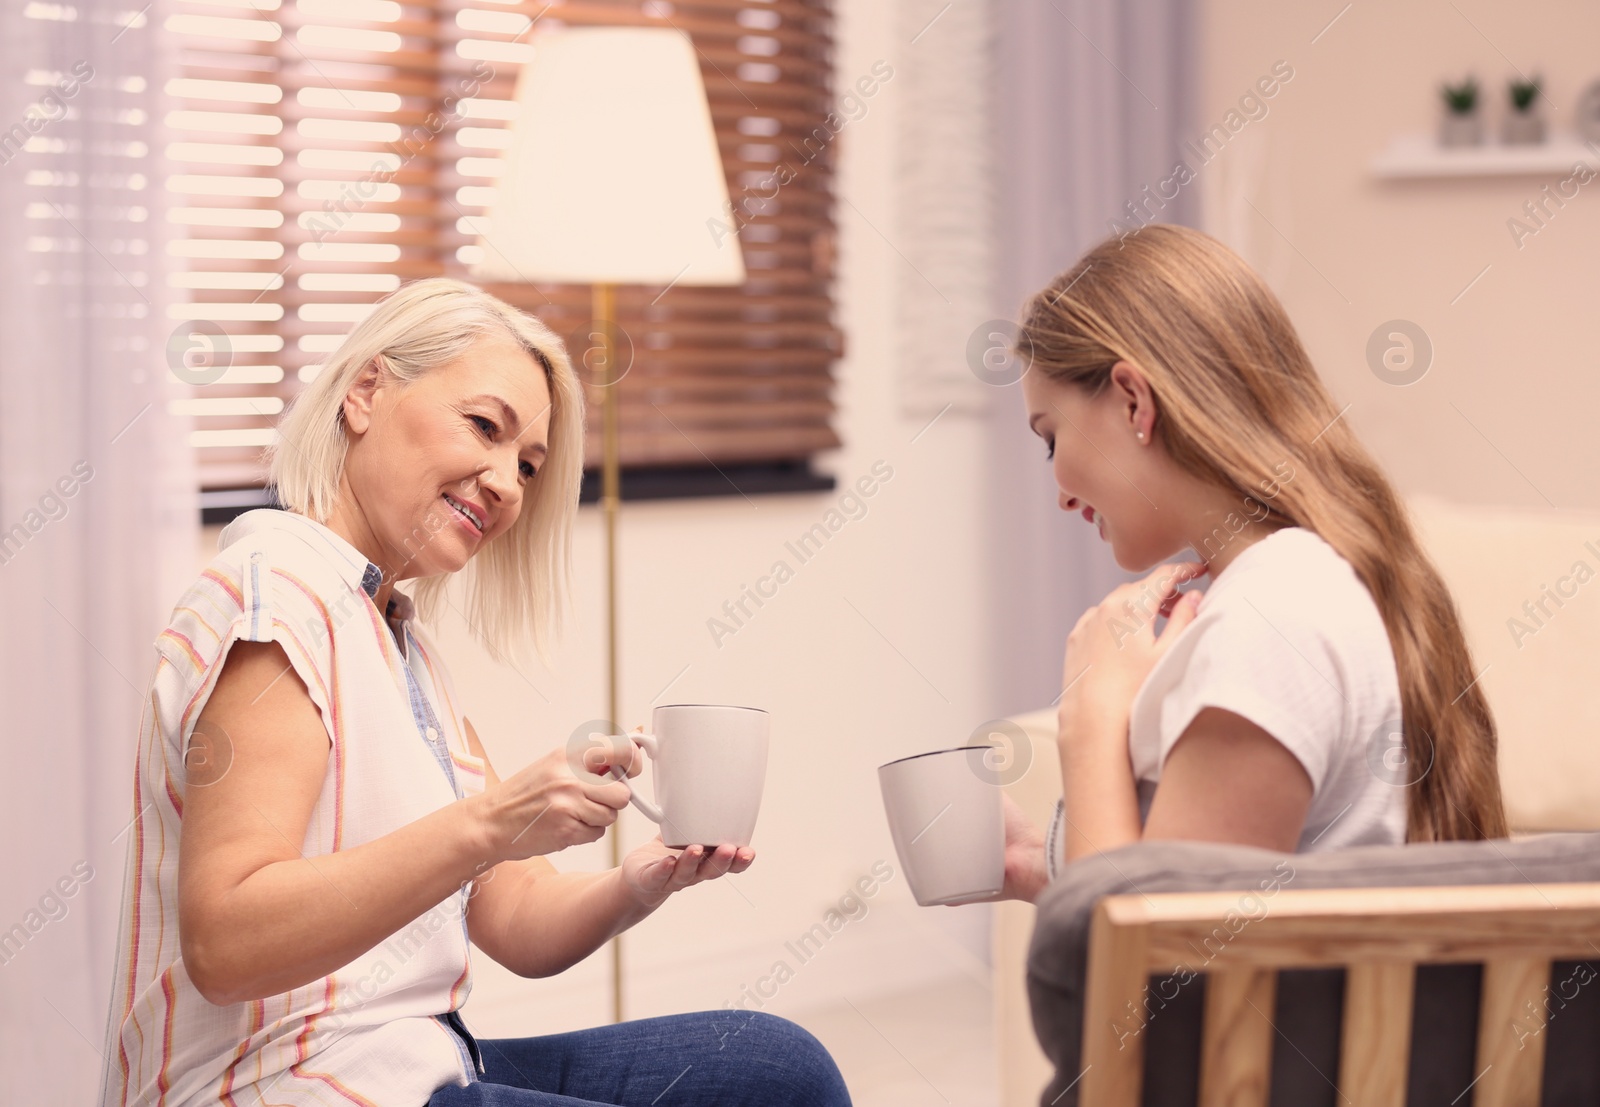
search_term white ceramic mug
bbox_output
[599,704,770,849]
[878,747,1004,906]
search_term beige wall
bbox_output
[1198,0,1600,508]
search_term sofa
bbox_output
[992,492,1600,1106]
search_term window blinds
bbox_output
[167,0,842,490]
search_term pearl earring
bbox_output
[1136,431,1145,440]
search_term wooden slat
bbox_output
[1097,884,1600,970]
[366,0,834,26]
[1473,957,1549,1107]
[192,1,836,52]
[1197,969,1276,1107]
[177,40,832,89]
[1079,906,1149,1107]
[1338,961,1415,1107]
[174,68,834,128]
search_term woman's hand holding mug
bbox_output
[470,709,767,906]
[998,792,1049,905]
[470,735,642,863]
[620,836,756,908]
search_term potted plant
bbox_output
[1504,76,1546,144]
[1440,77,1482,146]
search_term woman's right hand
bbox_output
[998,792,1050,904]
[470,736,639,864]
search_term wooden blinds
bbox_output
[167,0,843,491]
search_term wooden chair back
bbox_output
[1080,882,1600,1107]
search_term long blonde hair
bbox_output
[1019,224,1506,841]
[268,277,585,662]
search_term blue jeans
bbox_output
[426,1009,852,1106]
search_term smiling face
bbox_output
[336,331,553,582]
[1020,361,1176,571]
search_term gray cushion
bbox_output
[1027,832,1600,1107]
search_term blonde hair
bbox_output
[268,277,585,662]
[1019,224,1507,842]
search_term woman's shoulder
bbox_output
[1183,528,1401,728]
[1206,526,1383,636]
[156,542,259,652]
[155,520,355,680]
[1160,530,1396,718]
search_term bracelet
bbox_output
[1044,797,1065,882]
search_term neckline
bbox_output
[1210,524,1304,585]
[220,508,375,599]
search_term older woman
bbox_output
[97,279,851,1107]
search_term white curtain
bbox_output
[985,0,1200,715]
[0,1,195,1099]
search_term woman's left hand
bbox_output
[1059,560,1209,734]
[620,836,755,907]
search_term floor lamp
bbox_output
[469,26,746,1024]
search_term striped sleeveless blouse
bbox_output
[97,508,490,1107]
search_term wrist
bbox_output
[615,860,670,918]
[1058,697,1129,730]
[1020,839,1050,904]
[1003,818,1051,905]
[456,792,506,873]
[1056,706,1130,756]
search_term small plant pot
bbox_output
[1502,111,1546,145]
[1439,111,1483,147]
[1578,80,1600,143]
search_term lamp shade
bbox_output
[470,26,745,287]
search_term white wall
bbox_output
[198,0,1006,1039]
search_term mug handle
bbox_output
[593,731,665,824]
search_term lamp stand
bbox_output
[593,282,625,1025]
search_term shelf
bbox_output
[1371,131,1600,179]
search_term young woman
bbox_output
[97,279,852,1107]
[993,225,1507,902]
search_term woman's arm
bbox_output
[1048,561,1209,865]
[1055,707,1144,864]
[461,718,752,978]
[178,641,629,1006]
[473,867,670,979]
[1140,707,1312,851]
[459,717,656,978]
[997,706,1312,903]
[1001,559,1314,893]
[1056,705,1313,864]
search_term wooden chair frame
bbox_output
[1078,882,1600,1107]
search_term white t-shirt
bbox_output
[1046,526,1407,876]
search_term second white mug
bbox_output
[878,746,1004,906]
